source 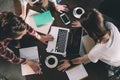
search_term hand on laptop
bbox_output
[57,59,71,72]
[40,34,54,44]
[72,20,82,28]
[26,59,42,74]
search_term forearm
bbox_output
[0,48,26,64]
[19,0,28,19]
[71,54,91,64]
[27,25,41,40]
[21,5,27,17]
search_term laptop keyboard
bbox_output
[55,29,68,53]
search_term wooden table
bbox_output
[16,0,106,80]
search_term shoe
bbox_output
[108,70,114,77]
[0,74,8,80]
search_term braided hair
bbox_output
[0,12,28,40]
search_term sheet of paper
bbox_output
[25,9,54,34]
[65,64,88,80]
[19,46,39,76]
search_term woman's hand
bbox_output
[39,34,54,44]
[57,59,71,72]
[55,4,69,13]
[26,59,42,74]
[20,14,26,20]
[72,20,81,27]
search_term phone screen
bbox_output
[61,14,70,23]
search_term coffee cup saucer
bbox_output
[73,7,85,19]
[45,55,58,68]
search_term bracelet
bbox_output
[69,60,73,65]
[22,58,27,64]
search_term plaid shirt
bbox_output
[0,25,40,64]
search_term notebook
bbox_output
[25,9,54,34]
[33,10,53,26]
[19,46,39,76]
[65,64,88,80]
[46,26,83,57]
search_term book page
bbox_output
[65,64,88,80]
[19,46,39,76]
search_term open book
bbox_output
[25,9,54,34]
[19,46,39,76]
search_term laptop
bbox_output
[46,26,83,57]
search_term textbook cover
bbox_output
[33,10,53,27]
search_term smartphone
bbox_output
[60,13,71,25]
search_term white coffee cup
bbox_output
[45,55,58,68]
[73,7,85,19]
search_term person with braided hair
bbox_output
[0,12,53,74]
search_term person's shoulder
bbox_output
[105,21,120,32]
[105,21,113,26]
[105,21,115,28]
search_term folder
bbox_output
[25,9,54,34]
[33,10,53,27]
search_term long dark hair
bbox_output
[0,12,28,40]
[81,9,108,42]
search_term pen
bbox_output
[41,9,45,12]
[50,49,54,53]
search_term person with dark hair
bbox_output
[0,12,53,74]
[57,9,120,80]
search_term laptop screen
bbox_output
[66,27,83,59]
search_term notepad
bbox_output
[19,46,39,76]
[33,10,53,27]
[65,64,88,80]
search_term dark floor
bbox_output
[0,0,25,80]
[0,0,15,12]
[0,0,120,80]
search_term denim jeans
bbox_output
[107,65,120,80]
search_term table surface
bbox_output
[18,0,103,80]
